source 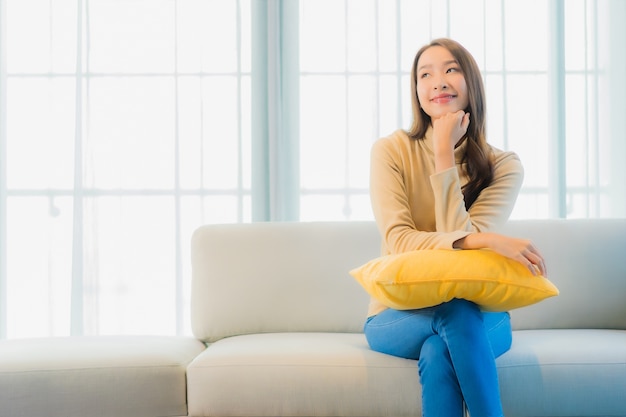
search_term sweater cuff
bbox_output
[441,230,473,250]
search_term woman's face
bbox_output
[416,45,469,120]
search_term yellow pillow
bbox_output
[350,249,559,312]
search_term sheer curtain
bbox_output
[295,0,626,220]
[1,0,253,339]
[1,0,624,339]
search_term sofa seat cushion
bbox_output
[187,332,421,417]
[0,335,206,417]
[498,329,626,417]
[187,329,626,417]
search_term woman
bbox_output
[364,38,547,417]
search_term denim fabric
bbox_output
[364,299,511,417]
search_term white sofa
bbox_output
[1,219,625,417]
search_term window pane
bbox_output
[346,0,377,72]
[511,193,549,219]
[485,75,506,149]
[565,74,593,188]
[181,195,250,226]
[376,1,398,73]
[6,0,77,73]
[86,196,176,335]
[197,76,243,189]
[484,1,504,72]
[301,194,372,221]
[177,0,243,73]
[449,0,486,61]
[300,0,346,72]
[378,75,404,136]
[300,75,347,189]
[300,194,347,221]
[6,196,73,338]
[506,75,549,189]
[173,76,245,190]
[86,77,175,189]
[88,0,175,73]
[6,77,76,189]
[504,0,548,71]
[347,194,373,221]
[347,76,377,188]
[564,0,589,71]
[398,0,433,69]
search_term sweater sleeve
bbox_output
[370,135,471,254]
[370,135,524,255]
[429,151,524,234]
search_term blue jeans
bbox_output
[364,299,512,417]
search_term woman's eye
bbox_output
[420,73,430,78]
[447,67,460,73]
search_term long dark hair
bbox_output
[407,38,494,209]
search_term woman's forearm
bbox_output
[453,232,495,250]
[453,232,547,276]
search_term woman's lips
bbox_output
[431,94,456,103]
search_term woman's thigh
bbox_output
[364,307,437,359]
[364,304,512,360]
[482,310,512,358]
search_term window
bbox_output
[0,0,252,338]
[1,0,624,339]
[295,0,626,220]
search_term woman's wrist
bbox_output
[453,232,494,250]
[434,143,455,172]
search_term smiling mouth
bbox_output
[431,95,456,103]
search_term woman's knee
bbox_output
[418,335,454,379]
[419,335,448,362]
[364,310,431,359]
[484,312,512,357]
[437,299,483,328]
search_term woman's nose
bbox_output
[434,78,448,90]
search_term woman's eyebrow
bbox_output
[417,59,458,72]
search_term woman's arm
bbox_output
[433,144,545,276]
[371,125,543,276]
[453,232,547,276]
[430,154,524,233]
[370,132,526,257]
[429,111,524,234]
[431,122,545,275]
[370,134,473,253]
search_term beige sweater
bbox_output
[368,128,524,317]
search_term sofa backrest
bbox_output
[191,221,379,343]
[499,219,626,331]
[191,219,626,343]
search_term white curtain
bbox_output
[1,0,624,339]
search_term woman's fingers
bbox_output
[521,245,547,276]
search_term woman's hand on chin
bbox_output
[432,110,470,171]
